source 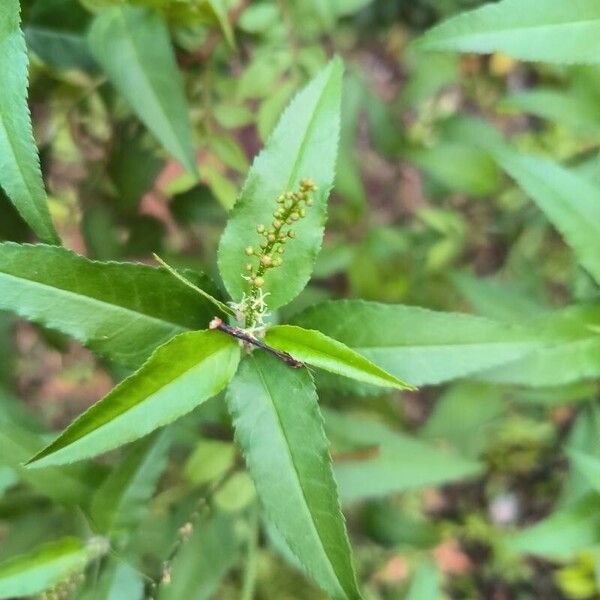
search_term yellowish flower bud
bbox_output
[245,246,254,256]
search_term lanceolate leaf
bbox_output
[227,353,361,599]
[479,305,600,387]
[415,0,600,65]
[218,58,343,309]
[90,431,171,535]
[0,0,59,244]
[88,6,197,173]
[0,537,103,599]
[27,331,240,468]
[326,410,482,502]
[0,243,220,367]
[265,325,414,390]
[292,300,547,386]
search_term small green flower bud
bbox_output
[253,276,264,287]
[290,212,299,221]
[267,233,276,242]
[299,208,306,217]
[245,263,253,272]
[245,246,254,256]
[272,219,282,229]
[277,246,285,254]
[288,229,296,238]
[277,195,285,204]
[286,191,294,199]
[257,224,265,233]
[278,234,287,242]
[272,257,282,267]
[261,255,272,267]
[260,242,268,249]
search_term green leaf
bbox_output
[265,325,414,390]
[406,560,441,600]
[567,449,600,495]
[77,561,143,600]
[0,243,220,367]
[226,353,361,599]
[88,5,197,173]
[415,0,600,65]
[27,330,240,468]
[504,494,600,559]
[0,0,59,244]
[218,58,343,309]
[292,300,546,386]
[487,144,600,285]
[91,431,170,535]
[0,537,102,599]
[478,305,600,387]
[157,512,241,600]
[325,410,482,502]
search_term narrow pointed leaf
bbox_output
[88,6,197,173]
[0,538,102,599]
[27,331,240,468]
[415,0,600,65]
[227,353,361,599]
[292,300,547,386]
[218,58,343,309]
[326,410,482,502]
[265,325,414,390]
[0,243,220,367]
[91,431,171,535]
[0,0,59,244]
[567,449,600,495]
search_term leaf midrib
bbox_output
[0,270,189,333]
[253,359,345,597]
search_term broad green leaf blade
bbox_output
[325,410,482,502]
[0,243,220,367]
[227,353,361,599]
[265,325,414,390]
[91,431,170,535]
[27,331,240,468]
[478,305,600,387]
[157,512,241,600]
[504,494,600,559]
[88,6,197,173]
[218,58,343,309]
[77,561,143,600]
[567,449,600,495]
[292,300,546,386]
[0,537,103,599]
[0,0,59,244]
[415,0,600,65]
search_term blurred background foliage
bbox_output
[3,0,600,598]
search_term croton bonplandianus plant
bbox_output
[0,58,418,599]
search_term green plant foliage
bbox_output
[218,58,343,309]
[416,0,600,64]
[0,537,102,599]
[265,325,414,390]
[326,410,482,501]
[88,5,197,173]
[293,300,547,386]
[27,331,240,467]
[227,354,361,599]
[0,0,58,244]
[0,243,219,366]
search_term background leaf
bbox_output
[88,5,197,173]
[0,537,100,599]
[27,331,240,468]
[0,243,220,367]
[415,0,600,64]
[0,0,58,244]
[218,58,343,309]
[226,353,361,599]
